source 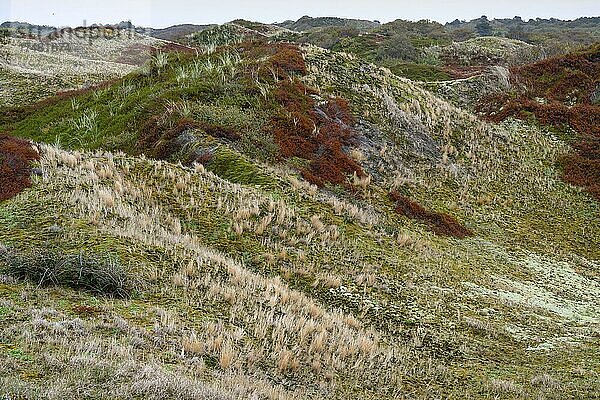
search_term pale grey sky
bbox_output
[2,0,599,28]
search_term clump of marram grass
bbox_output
[530,373,560,390]
[489,378,523,396]
[1,247,135,298]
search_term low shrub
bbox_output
[324,97,355,125]
[268,45,307,78]
[138,117,240,160]
[0,133,40,202]
[261,46,365,188]
[1,248,134,298]
[477,44,600,201]
[198,122,241,141]
[270,85,365,187]
[239,41,307,83]
[389,191,473,238]
[560,150,600,200]
[511,45,600,104]
[138,116,192,159]
[192,150,215,166]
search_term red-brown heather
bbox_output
[153,42,198,55]
[0,134,40,202]
[138,117,198,160]
[389,191,473,238]
[253,43,365,188]
[268,45,308,78]
[478,44,600,201]
[271,82,365,187]
[443,65,486,80]
[133,40,363,184]
[239,41,307,76]
[138,117,240,160]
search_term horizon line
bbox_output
[2,14,599,30]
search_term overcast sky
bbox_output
[2,0,599,28]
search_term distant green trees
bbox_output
[300,26,360,50]
[0,28,10,44]
[447,16,600,47]
[377,35,419,61]
[450,27,476,41]
[475,16,492,36]
[374,19,450,44]
[507,25,530,42]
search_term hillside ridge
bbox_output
[0,18,598,400]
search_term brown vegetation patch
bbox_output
[511,45,600,105]
[443,65,486,80]
[116,43,154,65]
[238,42,365,188]
[389,191,473,238]
[197,122,241,142]
[154,42,199,55]
[268,45,307,78]
[324,97,355,125]
[269,78,364,188]
[560,137,600,200]
[477,44,600,201]
[239,41,307,81]
[0,133,40,201]
[192,150,215,166]
[138,117,239,160]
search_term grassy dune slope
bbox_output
[0,31,167,107]
[0,26,598,399]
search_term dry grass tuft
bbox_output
[530,373,560,390]
[489,378,523,395]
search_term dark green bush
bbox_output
[1,248,134,298]
[0,29,9,44]
[386,62,451,81]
